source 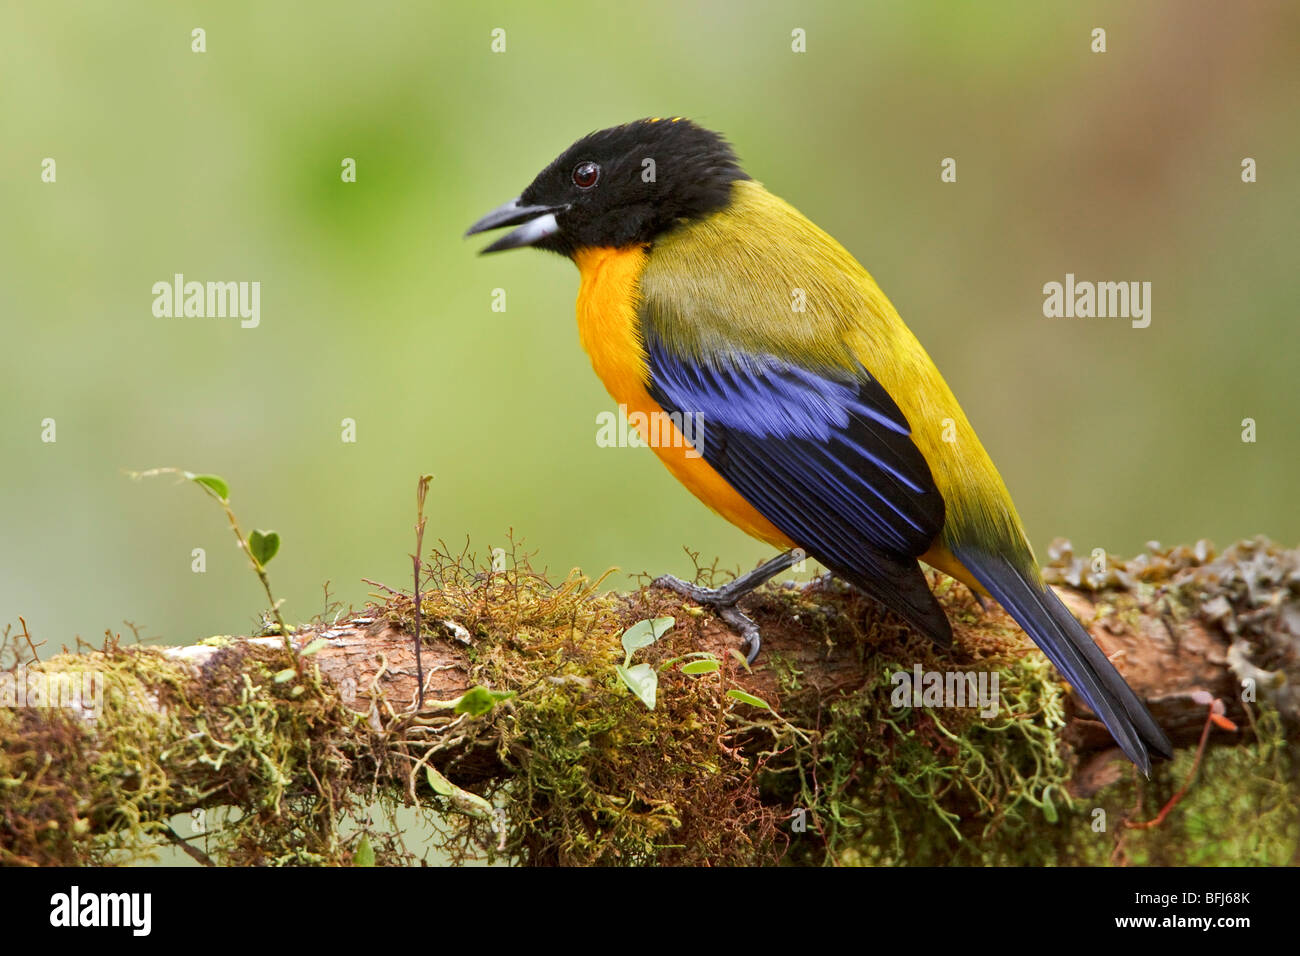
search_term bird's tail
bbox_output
[951,545,1173,775]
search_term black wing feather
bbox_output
[643,332,951,643]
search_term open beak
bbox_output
[465,198,567,253]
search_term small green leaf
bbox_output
[616,662,658,709]
[299,638,328,656]
[186,472,229,502]
[426,766,455,797]
[423,767,493,817]
[1041,787,1059,824]
[353,834,375,867]
[248,529,280,565]
[681,659,720,675]
[726,688,771,710]
[649,616,675,638]
[620,616,675,659]
[454,685,515,716]
[273,668,296,683]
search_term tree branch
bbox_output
[2,536,1295,865]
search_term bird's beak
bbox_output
[465,198,567,253]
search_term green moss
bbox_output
[1,640,396,866]
[2,537,1295,866]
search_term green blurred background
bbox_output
[3,1,1297,649]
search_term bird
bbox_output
[465,117,1173,774]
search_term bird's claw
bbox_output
[652,574,762,663]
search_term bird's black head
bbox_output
[466,118,749,256]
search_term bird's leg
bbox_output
[653,550,802,663]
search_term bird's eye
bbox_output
[572,161,600,189]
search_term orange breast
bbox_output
[572,245,796,550]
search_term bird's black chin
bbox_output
[465,198,569,254]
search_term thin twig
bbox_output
[18,617,42,663]
[412,475,434,710]
[164,825,215,867]
[1124,700,1222,831]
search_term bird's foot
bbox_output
[651,550,804,664]
[651,574,764,663]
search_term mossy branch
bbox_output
[2,537,1296,866]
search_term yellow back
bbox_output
[638,179,1036,564]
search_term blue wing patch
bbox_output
[643,331,951,643]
